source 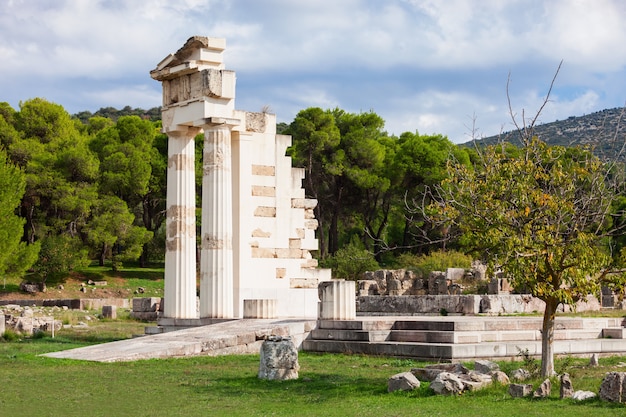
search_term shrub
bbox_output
[32,234,90,286]
[320,241,379,281]
[398,250,472,278]
[1,329,20,342]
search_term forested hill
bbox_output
[465,107,626,159]
[73,106,161,123]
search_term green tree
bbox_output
[7,99,99,247]
[286,107,340,258]
[329,109,387,255]
[0,149,39,283]
[85,195,152,270]
[32,234,88,287]
[432,135,618,376]
[89,115,160,266]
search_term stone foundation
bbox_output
[357,294,602,315]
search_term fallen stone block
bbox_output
[388,372,420,393]
[474,359,500,374]
[599,371,626,403]
[430,372,464,395]
[572,390,596,401]
[132,297,161,313]
[102,305,117,319]
[411,367,444,382]
[509,383,533,398]
[533,378,551,398]
[510,368,531,381]
[258,336,299,381]
[560,373,574,399]
[490,370,510,385]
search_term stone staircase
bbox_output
[302,316,626,360]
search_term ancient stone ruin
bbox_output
[357,267,604,315]
[150,36,331,320]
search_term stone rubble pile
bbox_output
[388,360,626,404]
[360,267,485,297]
[0,305,63,335]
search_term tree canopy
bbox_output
[431,135,623,376]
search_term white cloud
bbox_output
[1,0,625,143]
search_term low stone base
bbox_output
[357,294,602,315]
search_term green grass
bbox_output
[0,325,624,416]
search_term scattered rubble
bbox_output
[560,373,574,399]
[599,372,626,403]
[388,372,420,393]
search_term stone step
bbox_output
[387,328,603,344]
[310,329,391,342]
[317,319,396,331]
[302,337,626,361]
[602,327,626,339]
[318,317,624,332]
[302,339,454,359]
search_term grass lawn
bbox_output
[1,265,625,415]
[1,324,625,417]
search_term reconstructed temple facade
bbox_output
[151,36,331,319]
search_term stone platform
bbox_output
[41,315,626,363]
[42,319,316,362]
[303,315,626,360]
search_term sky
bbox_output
[2,0,626,144]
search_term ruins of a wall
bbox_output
[357,268,608,315]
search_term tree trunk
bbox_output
[541,297,558,377]
[99,244,107,267]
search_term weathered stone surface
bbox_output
[560,373,574,399]
[425,363,469,374]
[460,371,492,391]
[474,359,500,374]
[572,390,597,401]
[589,353,599,367]
[357,280,379,296]
[599,372,626,403]
[411,363,469,382]
[412,367,445,382]
[388,372,420,392]
[430,372,465,395]
[428,271,449,295]
[490,370,510,385]
[509,383,533,398]
[132,297,161,313]
[258,336,299,381]
[19,282,39,294]
[533,378,551,398]
[102,305,117,319]
[446,268,466,282]
[510,368,531,381]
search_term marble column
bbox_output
[199,125,234,318]
[163,127,200,319]
[318,280,356,320]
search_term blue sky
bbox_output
[2,0,626,143]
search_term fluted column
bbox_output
[163,127,200,319]
[200,125,234,318]
[318,280,356,320]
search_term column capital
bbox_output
[195,116,241,128]
[164,125,202,137]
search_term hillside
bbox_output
[465,107,626,159]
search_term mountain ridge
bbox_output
[464,107,626,159]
